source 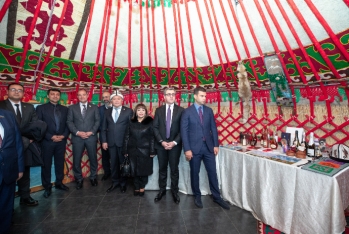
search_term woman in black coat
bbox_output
[123,103,156,196]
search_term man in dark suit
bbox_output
[180,86,229,210]
[101,92,132,193]
[0,109,24,234]
[0,82,39,206]
[66,89,100,189]
[36,89,70,198]
[153,87,184,204]
[98,91,111,181]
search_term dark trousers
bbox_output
[134,176,148,190]
[41,140,66,189]
[17,166,30,199]
[101,147,111,175]
[109,146,127,186]
[72,137,98,181]
[189,143,221,200]
[0,180,16,234]
[157,146,181,193]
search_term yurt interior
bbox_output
[1,0,349,233]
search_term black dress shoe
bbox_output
[214,199,230,210]
[194,197,203,208]
[20,196,39,206]
[90,179,98,186]
[154,191,166,202]
[43,188,52,198]
[120,186,127,193]
[106,184,119,193]
[101,174,111,181]
[172,193,180,204]
[76,181,83,190]
[134,191,140,196]
[139,190,145,196]
[55,184,69,191]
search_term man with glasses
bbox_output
[153,87,184,204]
[0,82,39,206]
[98,91,112,181]
[36,89,70,198]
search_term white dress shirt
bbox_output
[8,99,22,116]
[165,103,174,127]
[0,122,4,143]
[165,103,177,145]
[79,102,88,113]
[112,106,121,122]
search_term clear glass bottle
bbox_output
[307,132,315,157]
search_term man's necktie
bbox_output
[54,105,61,133]
[15,104,22,124]
[166,106,171,139]
[114,107,120,123]
[82,105,87,118]
[0,133,2,148]
[198,106,203,124]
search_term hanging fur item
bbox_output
[237,61,252,124]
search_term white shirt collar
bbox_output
[80,102,88,108]
[8,99,22,112]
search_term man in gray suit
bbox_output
[67,89,100,189]
[101,92,132,193]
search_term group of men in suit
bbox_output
[0,84,229,233]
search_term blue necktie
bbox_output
[114,107,120,123]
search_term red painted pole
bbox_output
[110,0,122,92]
[88,0,110,102]
[253,0,297,114]
[33,0,69,95]
[0,0,12,22]
[193,0,218,89]
[225,0,261,88]
[304,0,349,62]
[15,0,43,82]
[76,0,96,93]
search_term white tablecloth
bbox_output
[145,152,221,195]
[219,147,349,234]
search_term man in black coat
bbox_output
[153,87,184,204]
[98,91,111,181]
[101,92,133,193]
[66,89,100,189]
[36,89,70,198]
[0,82,39,206]
[0,109,24,233]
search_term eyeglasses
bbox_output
[9,88,24,93]
[165,93,176,97]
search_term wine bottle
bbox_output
[307,132,315,157]
[274,128,278,144]
[293,130,300,147]
[242,135,247,146]
[263,127,268,148]
[260,132,264,147]
[300,131,307,151]
[250,129,257,147]
[270,133,277,150]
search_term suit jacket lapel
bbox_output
[191,105,202,125]
[172,105,178,122]
[162,105,167,126]
[116,106,126,123]
[0,115,9,147]
[5,99,16,116]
